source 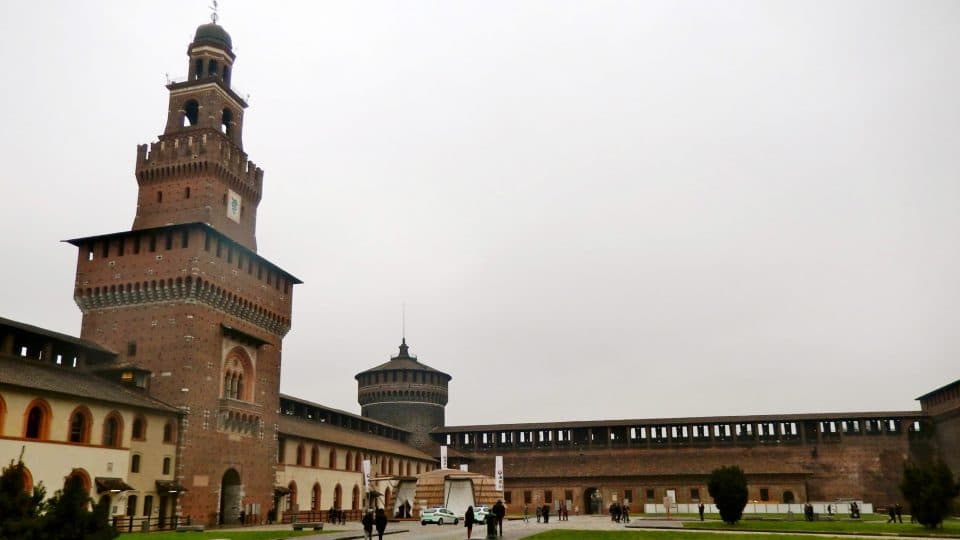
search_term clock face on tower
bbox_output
[227,189,242,223]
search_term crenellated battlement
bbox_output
[136,130,263,199]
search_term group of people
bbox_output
[529,503,565,523]
[327,507,346,524]
[464,500,506,539]
[886,503,903,523]
[360,508,388,540]
[608,502,630,523]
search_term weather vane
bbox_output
[210,0,219,24]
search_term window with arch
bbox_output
[221,108,234,137]
[345,451,353,471]
[287,481,297,511]
[329,449,337,469]
[162,457,171,475]
[19,464,33,493]
[23,399,51,440]
[163,420,175,443]
[334,484,342,509]
[354,452,362,472]
[352,485,360,510]
[0,394,5,436]
[182,99,199,127]
[310,445,319,467]
[131,415,147,441]
[312,483,321,511]
[131,454,141,473]
[296,443,305,466]
[67,468,91,497]
[68,406,92,444]
[102,412,123,448]
[222,348,253,401]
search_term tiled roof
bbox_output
[0,355,180,413]
[278,415,434,461]
[0,317,115,355]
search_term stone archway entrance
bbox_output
[584,487,603,515]
[219,468,242,525]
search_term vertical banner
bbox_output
[226,189,242,223]
[440,445,448,469]
[459,464,468,472]
[495,456,504,491]
[362,460,371,491]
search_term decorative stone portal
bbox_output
[584,487,602,514]
[219,468,242,524]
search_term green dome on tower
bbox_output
[193,23,232,50]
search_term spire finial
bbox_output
[209,0,219,24]
[401,301,406,343]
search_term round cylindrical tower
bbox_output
[356,339,451,452]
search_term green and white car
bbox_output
[420,507,460,525]
[472,505,490,524]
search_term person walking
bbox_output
[523,504,529,523]
[465,505,476,539]
[493,499,506,536]
[895,503,903,523]
[361,510,374,540]
[887,505,896,523]
[698,502,705,521]
[374,508,387,540]
[542,504,550,523]
[536,506,541,523]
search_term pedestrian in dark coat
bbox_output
[492,499,506,536]
[895,503,903,523]
[698,502,705,521]
[536,506,541,522]
[361,510,374,540]
[374,508,387,540]
[542,504,550,523]
[465,506,476,539]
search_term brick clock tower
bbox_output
[68,22,299,526]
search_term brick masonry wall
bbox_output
[453,435,914,512]
[362,402,444,453]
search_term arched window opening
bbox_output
[345,451,353,471]
[67,468,91,497]
[355,452,362,472]
[193,59,203,79]
[352,485,360,510]
[102,412,123,448]
[20,464,33,493]
[163,421,175,443]
[221,108,234,136]
[182,100,199,127]
[127,494,138,516]
[334,484,342,509]
[23,399,51,440]
[163,457,171,475]
[312,483,321,511]
[222,66,231,85]
[131,454,141,473]
[329,449,337,469]
[287,481,297,511]
[296,443,305,466]
[208,59,219,77]
[222,348,253,401]
[0,394,5,436]
[783,490,796,504]
[132,415,146,441]
[68,406,91,443]
[310,445,319,467]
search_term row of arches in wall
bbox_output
[362,389,444,405]
[287,481,361,512]
[288,443,429,476]
[14,463,91,497]
[0,394,175,447]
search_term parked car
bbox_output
[472,505,490,523]
[421,507,460,525]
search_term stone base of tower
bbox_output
[362,403,444,453]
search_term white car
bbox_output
[472,505,490,523]
[421,507,460,525]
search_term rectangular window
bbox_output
[182,230,189,248]
[162,457,171,475]
[133,236,140,254]
[691,488,700,500]
[149,235,156,252]
[157,191,163,203]
[646,489,655,500]
[143,495,153,517]
[127,342,137,356]
[118,237,125,256]
[204,232,211,251]
[102,241,109,258]
[165,232,173,250]
[565,490,574,503]
[278,438,286,463]
[624,490,632,504]
[227,246,233,263]
[544,490,553,504]
[216,239,223,257]
[504,491,512,504]
[524,491,532,504]
[760,488,769,501]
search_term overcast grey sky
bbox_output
[0,1,957,425]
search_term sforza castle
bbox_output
[0,19,957,530]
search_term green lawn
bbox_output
[524,531,852,540]
[684,517,960,536]
[118,531,327,540]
